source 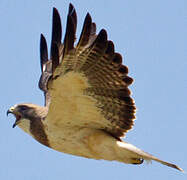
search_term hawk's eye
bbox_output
[19,106,28,111]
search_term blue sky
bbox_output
[0,0,186,179]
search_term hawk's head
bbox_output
[7,103,49,146]
[7,104,47,131]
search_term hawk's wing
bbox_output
[39,4,135,138]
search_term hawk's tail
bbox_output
[116,141,184,172]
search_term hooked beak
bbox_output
[7,109,13,116]
[7,106,21,128]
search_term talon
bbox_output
[131,158,144,165]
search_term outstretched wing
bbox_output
[40,4,136,138]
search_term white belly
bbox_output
[45,125,102,158]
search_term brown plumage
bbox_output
[7,4,183,172]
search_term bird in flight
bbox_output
[7,4,183,172]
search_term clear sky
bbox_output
[0,0,186,179]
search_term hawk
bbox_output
[7,4,182,171]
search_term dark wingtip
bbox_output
[40,34,48,72]
[85,13,92,27]
[52,7,62,42]
[106,40,115,55]
[50,7,62,58]
[63,15,76,55]
[77,12,92,47]
[53,7,58,14]
[69,3,74,12]
[40,33,45,40]
[112,53,122,64]
[87,12,91,19]
[95,29,107,44]
[51,42,59,73]
[99,29,107,38]
[68,3,77,32]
